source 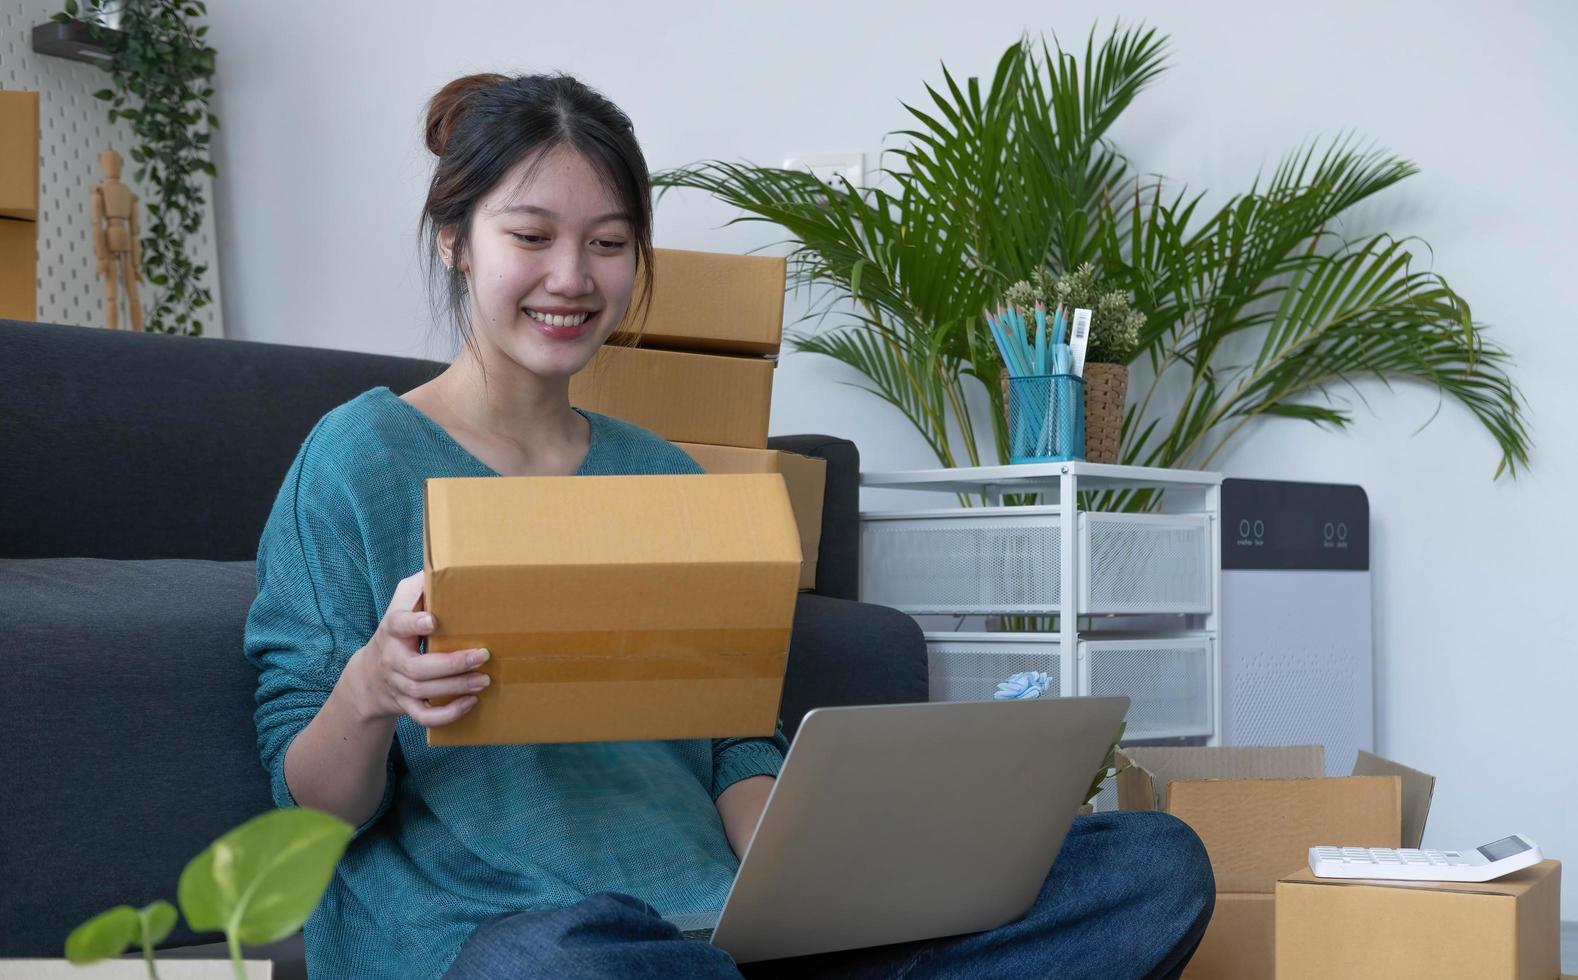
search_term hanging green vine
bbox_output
[55,0,219,335]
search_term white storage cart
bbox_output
[859,461,1222,746]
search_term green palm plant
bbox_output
[653,24,1528,493]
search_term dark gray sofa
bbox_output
[0,318,926,976]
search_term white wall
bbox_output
[201,0,1578,907]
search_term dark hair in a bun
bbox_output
[423,73,507,157]
[418,72,654,352]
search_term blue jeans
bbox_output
[443,810,1215,979]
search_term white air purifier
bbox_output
[1220,478,1372,775]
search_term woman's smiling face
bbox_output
[444,143,637,380]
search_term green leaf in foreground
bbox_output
[138,899,178,946]
[65,904,137,963]
[177,808,354,946]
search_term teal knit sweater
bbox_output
[243,387,788,980]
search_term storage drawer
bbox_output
[1081,637,1214,739]
[1080,513,1213,614]
[861,507,1213,616]
[925,632,1063,703]
[862,506,1063,615]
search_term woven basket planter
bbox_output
[1081,362,1128,464]
[998,363,1128,464]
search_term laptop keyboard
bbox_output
[680,927,715,942]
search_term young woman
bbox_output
[245,72,1214,980]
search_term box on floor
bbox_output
[1277,860,1562,979]
[1118,745,1435,980]
[420,472,802,747]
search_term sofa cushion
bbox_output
[0,558,271,956]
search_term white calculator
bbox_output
[1309,834,1542,882]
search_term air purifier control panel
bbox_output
[1222,479,1368,571]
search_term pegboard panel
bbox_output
[0,0,223,335]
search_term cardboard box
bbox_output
[0,217,37,321]
[1276,860,1562,979]
[611,248,786,356]
[676,442,825,591]
[0,91,39,321]
[571,344,774,449]
[0,90,40,221]
[421,473,801,746]
[1186,893,1274,980]
[1118,746,1436,979]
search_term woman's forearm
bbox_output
[716,775,775,859]
[282,648,397,829]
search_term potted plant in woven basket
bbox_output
[1002,265,1144,464]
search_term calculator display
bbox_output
[1477,836,1529,861]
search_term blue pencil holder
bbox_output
[1008,373,1085,464]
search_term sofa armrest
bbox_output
[780,594,927,742]
[0,558,273,957]
[766,434,858,600]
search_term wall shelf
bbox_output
[31,20,118,65]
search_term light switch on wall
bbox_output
[782,152,864,188]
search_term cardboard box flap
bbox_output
[1118,745,1326,810]
[1169,775,1401,893]
[1352,749,1435,848]
[613,248,786,355]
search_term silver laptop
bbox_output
[665,696,1130,963]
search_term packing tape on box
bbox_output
[431,628,790,684]
[496,650,788,684]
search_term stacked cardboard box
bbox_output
[570,247,786,449]
[1118,745,1436,979]
[569,247,827,590]
[1277,860,1562,979]
[0,91,40,321]
[424,248,822,747]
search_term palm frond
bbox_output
[655,24,1528,484]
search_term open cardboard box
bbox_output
[420,473,801,746]
[676,442,825,591]
[1276,859,1562,980]
[1118,745,1435,980]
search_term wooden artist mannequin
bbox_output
[90,148,144,331]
